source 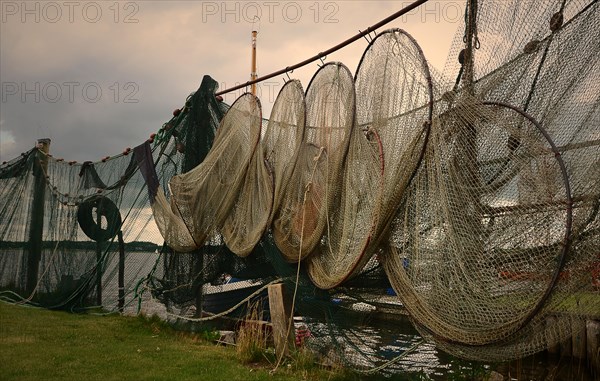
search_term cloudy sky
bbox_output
[1,1,463,163]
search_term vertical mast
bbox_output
[251,30,258,96]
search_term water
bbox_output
[302,313,596,380]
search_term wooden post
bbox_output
[26,138,50,294]
[268,283,294,358]
[117,230,125,312]
[194,252,203,317]
[95,210,103,307]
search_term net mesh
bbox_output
[381,0,599,361]
[1,0,598,375]
[272,62,355,263]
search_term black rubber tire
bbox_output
[77,196,122,242]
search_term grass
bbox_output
[235,301,273,365]
[0,302,375,381]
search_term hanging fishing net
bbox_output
[0,139,162,311]
[221,141,273,257]
[354,29,434,244]
[154,93,262,252]
[263,80,306,225]
[1,0,599,375]
[221,80,306,257]
[382,0,599,362]
[305,29,433,289]
[272,62,355,262]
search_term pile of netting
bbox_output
[0,0,598,373]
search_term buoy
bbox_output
[176,142,185,153]
[123,148,131,155]
[173,108,181,117]
[550,12,563,32]
[216,95,224,102]
[150,133,156,139]
[524,40,540,54]
[458,49,466,65]
[101,156,110,162]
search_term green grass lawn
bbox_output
[0,302,365,381]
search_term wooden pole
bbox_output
[194,253,203,317]
[117,230,125,312]
[250,30,258,96]
[95,210,103,306]
[26,138,50,294]
[268,283,294,358]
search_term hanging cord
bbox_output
[17,239,62,305]
[453,0,480,92]
[272,146,326,372]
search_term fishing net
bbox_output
[0,140,162,311]
[1,0,598,376]
[221,80,306,257]
[305,29,434,289]
[221,130,273,257]
[272,62,355,262]
[354,29,433,244]
[263,80,306,225]
[156,92,262,252]
[382,0,600,362]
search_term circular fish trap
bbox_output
[273,62,354,262]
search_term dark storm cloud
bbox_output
[0,1,460,163]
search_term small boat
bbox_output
[201,277,269,317]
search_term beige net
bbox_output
[262,80,306,226]
[222,81,306,257]
[154,93,262,251]
[382,0,599,362]
[272,63,355,262]
[221,145,273,257]
[305,29,434,289]
[354,30,433,247]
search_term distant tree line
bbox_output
[0,240,161,252]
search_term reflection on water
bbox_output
[301,311,595,380]
[303,314,489,380]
